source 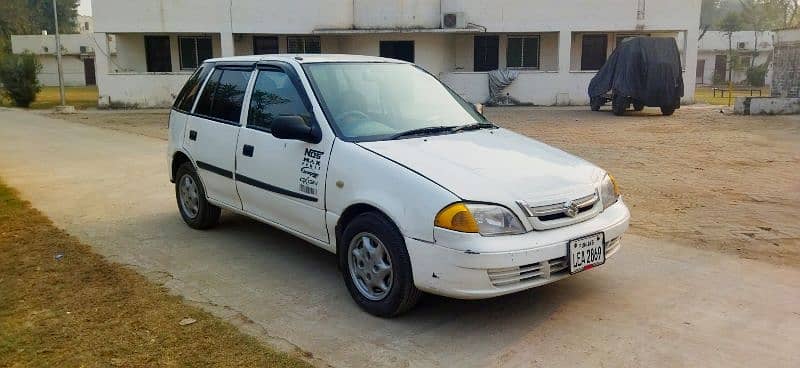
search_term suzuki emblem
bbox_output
[563,200,580,218]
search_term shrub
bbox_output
[0,52,42,107]
[746,63,768,87]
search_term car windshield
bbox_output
[303,62,488,141]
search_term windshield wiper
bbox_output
[389,126,458,140]
[450,122,496,134]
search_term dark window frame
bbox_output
[580,33,609,71]
[506,35,541,69]
[144,35,172,73]
[473,35,499,72]
[286,36,321,54]
[246,67,314,133]
[379,40,415,63]
[253,36,279,54]
[194,66,254,126]
[179,36,213,70]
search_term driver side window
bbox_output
[247,69,312,132]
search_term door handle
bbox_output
[189,130,197,141]
[242,144,254,157]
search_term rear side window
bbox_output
[173,65,211,112]
[247,69,312,131]
[195,68,252,124]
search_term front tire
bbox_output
[590,97,602,111]
[660,106,676,116]
[340,212,421,317]
[175,162,221,230]
[633,102,645,111]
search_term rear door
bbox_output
[184,64,253,209]
[235,62,334,242]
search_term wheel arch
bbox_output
[335,202,402,256]
[171,150,194,183]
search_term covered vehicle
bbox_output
[588,37,684,116]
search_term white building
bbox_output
[91,0,702,107]
[771,27,800,97]
[696,31,774,85]
[10,17,116,87]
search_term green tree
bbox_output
[0,52,42,107]
[0,0,79,53]
[719,12,744,83]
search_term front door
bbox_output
[83,58,96,85]
[696,59,705,84]
[379,41,414,63]
[184,66,253,209]
[714,54,727,83]
[236,64,333,242]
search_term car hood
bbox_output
[358,128,605,205]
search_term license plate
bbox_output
[569,233,605,274]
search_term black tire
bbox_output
[175,162,221,230]
[612,96,628,116]
[660,106,676,116]
[590,97,602,111]
[340,212,422,317]
[633,102,645,111]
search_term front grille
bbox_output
[487,256,569,287]
[517,192,602,230]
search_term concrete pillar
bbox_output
[92,32,111,108]
[220,32,234,57]
[558,29,572,74]
[682,28,699,103]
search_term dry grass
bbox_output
[0,181,312,368]
[694,86,769,106]
[0,86,98,109]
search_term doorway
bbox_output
[83,58,96,86]
[379,41,414,63]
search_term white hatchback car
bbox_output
[168,54,630,317]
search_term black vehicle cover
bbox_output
[588,37,684,107]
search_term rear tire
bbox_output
[660,106,676,116]
[175,162,221,230]
[612,96,628,116]
[340,212,422,317]
[633,102,645,111]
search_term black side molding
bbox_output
[236,174,318,202]
[196,161,233,179]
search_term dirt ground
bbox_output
[50,106,800,267]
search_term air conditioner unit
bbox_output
[443,12,466,29]
[737,42,747,49]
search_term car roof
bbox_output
[205,54,408,64]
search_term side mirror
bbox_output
[473,103,484,115]
[271,115,320,143]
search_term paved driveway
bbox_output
[1,108,798,368]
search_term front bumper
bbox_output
[405,200,630,299]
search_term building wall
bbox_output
[111,34,222,73]
[771,28,800,97]
[92,0,701,107]
[35,55,88,86]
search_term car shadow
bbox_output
[133,209,610,366]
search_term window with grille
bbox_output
[507,36,540,69]
[179,37,213,70]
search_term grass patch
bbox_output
[0,86,98,109]
[694,86,769,106]
[0,180,312,367]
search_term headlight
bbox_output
[600,174,620,210]
[435,203,525,236]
